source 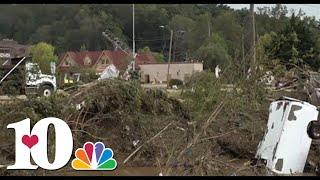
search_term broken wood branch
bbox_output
[122,121,175,165]
[169,101,224,171]
[72,129,110,141]
[0,143,13,148]
[163,102,225,175]
[198,130,236,143]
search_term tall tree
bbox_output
[29,42,58,74]
[265,12,320,70]
[196,33,231,71]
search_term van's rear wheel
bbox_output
[307,121,320,139]
[40,85,53,97]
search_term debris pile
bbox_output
[0,79,191,175]
[1,70,320,176]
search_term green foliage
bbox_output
[29,42,58,74]
[79,69,100,84]
[0,93,73,127]
[129,70,140,80]
[85,80,143,114]
[255,33,273,66]
[23,93,74,121]
[152,52,165,63]
[264,13,320,70]
[196,33,231,71]
[80,44,87,51]
[138,46,165,63]
[0,67,25,95]
[141,88,189,118]
[211,11,243,56]
[138,46,151,53]
[1,4,320,72]
[183,71,223,113]
[79,79,188,118]
[0,79,190,176]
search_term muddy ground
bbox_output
[0,73,319,176]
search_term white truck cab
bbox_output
[25,62,56,97]
[0,57,57,97]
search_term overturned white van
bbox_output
[255,96,318,175]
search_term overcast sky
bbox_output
[226,4,320,20]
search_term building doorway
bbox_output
[145,74,150,83]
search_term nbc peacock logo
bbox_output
[71,142,117,170]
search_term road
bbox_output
[0,95,27,104]
[141,83,167,89]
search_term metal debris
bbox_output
[98,64,119,80]
[133,140,140,147]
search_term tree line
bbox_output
[1,4,320,71]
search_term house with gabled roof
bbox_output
[57,50,156,84]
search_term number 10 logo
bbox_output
[7,118,73,170]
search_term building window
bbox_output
[85,57,91,66]
[101,58,107,65]
[64,56,73,66]
[64,60,70,66]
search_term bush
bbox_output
[182,71,223,113]
[129,70,140,80]
[169,79,183,87]
[0,67,25,95]
[80,71,100,83]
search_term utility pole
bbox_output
[161,28,165,55]
[208,19,211,38]
[250,4,256,141]
[132,4,135,71]
[167,30,173,88]
[173,32,176,62]
[242,33,245,77]
[250,4,256,74]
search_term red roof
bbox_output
[135,53,156,68]
[103,50,129,71]
[58,50,156,72]
[103,50,157,71]
[58,51,103,67]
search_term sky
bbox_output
[226,4,320,20]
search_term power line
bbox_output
[128,38,171,42]
[295,4,320,9]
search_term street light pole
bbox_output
[161,28,165,55]
[159,25,166,55]
[167,30,173,88]
[250,4,256,74]
[132,4,135,71]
